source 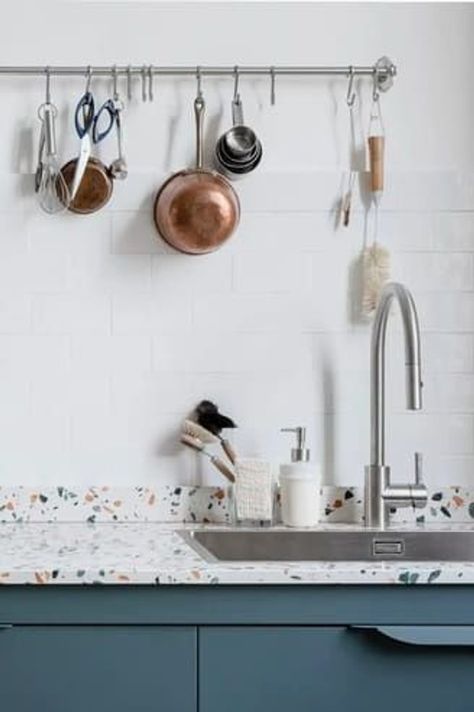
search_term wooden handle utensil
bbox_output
[368,135,385,194]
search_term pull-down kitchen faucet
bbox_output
[365,282,428,529]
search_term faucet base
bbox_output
[364,465,390,529]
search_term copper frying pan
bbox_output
[153,96,240,255]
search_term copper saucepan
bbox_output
[153,95,240,255]
[61,157,113,215]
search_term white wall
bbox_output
[0,1,473,486]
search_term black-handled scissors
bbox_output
[74,91,96,139]
[74,92,116,144]
[92,99,117,144]
[71,92,117,200]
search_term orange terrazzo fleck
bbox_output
[453,496,464,507]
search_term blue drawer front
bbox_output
[200,626,474,712]
[0,625,196,712]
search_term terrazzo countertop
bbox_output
[1,521,474,586]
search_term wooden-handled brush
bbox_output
[195,400,237,465]
[181,427,235,483]
[368,135,385,196]
[361,100,390,317]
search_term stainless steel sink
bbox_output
[181,529,474,562]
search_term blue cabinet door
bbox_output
[200,626,474,712]
[0,625,196,712]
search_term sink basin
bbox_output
[181,529,474,562]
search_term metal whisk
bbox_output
[36,68,70,214]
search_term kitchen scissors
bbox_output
[70,80,117,200]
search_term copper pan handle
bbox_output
[194,96,205,169]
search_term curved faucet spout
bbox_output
[365,282,427,529]
[370,282,422,466]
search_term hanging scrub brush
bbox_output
[361,77,390,317]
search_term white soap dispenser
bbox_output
[279,427,321,527]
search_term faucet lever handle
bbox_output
[414,452,423,485]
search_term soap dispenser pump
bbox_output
[281,427,310,463]
[279,426,321,527]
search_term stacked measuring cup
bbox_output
[215,87,263,180]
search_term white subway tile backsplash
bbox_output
[233,250,311,293]
[0,335,71,377]
[32,294,112,334]
[71,334,152,376]
[377,212,435,252]
[235,212,334,252]
[424,375,474,413]
[0,164,472,485]
[0,213,29,255]
[417,292,474,332]
[433,213,474,251]
[110,372,195,417]
[112,292,193,333]
[152,252,233,297]
[194,293,322,332]
[108,172,163,212]
[0,294,30,333]
[69,253,152,293]
[422,334,474,373]
[30,373,111,418]
[152,330,313,374]
[28,213,111,254]
[111,212,169,254]
[392,252,474,292]
[390,413,474,455]
[426,456,474,487]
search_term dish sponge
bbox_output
[234,459,274,522]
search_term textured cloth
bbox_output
[234,458,274,521]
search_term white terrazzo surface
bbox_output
[1,521,473,586]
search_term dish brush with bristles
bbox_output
[195,400,238,464]
[361,111,390,317]
[361,235,390,316]
[180,428,235,483]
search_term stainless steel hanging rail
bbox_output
[0,57,397,90]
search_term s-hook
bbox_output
[233,65,240,102]
[270,66,276,106]
[44,65,51,104]
[372,65,380,103]
[126,65,132,101]
[196,65,203,100]
[141,65,147,102]
[85,65,93,95]
[346,66,356,108]
[148,64,154,101]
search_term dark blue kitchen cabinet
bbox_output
[2,587,474,712]
[199,626,474,712]
[0,625,196,712]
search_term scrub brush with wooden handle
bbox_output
[195,400,237,465]
[181,427,235,483]
[361,100,390,317]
